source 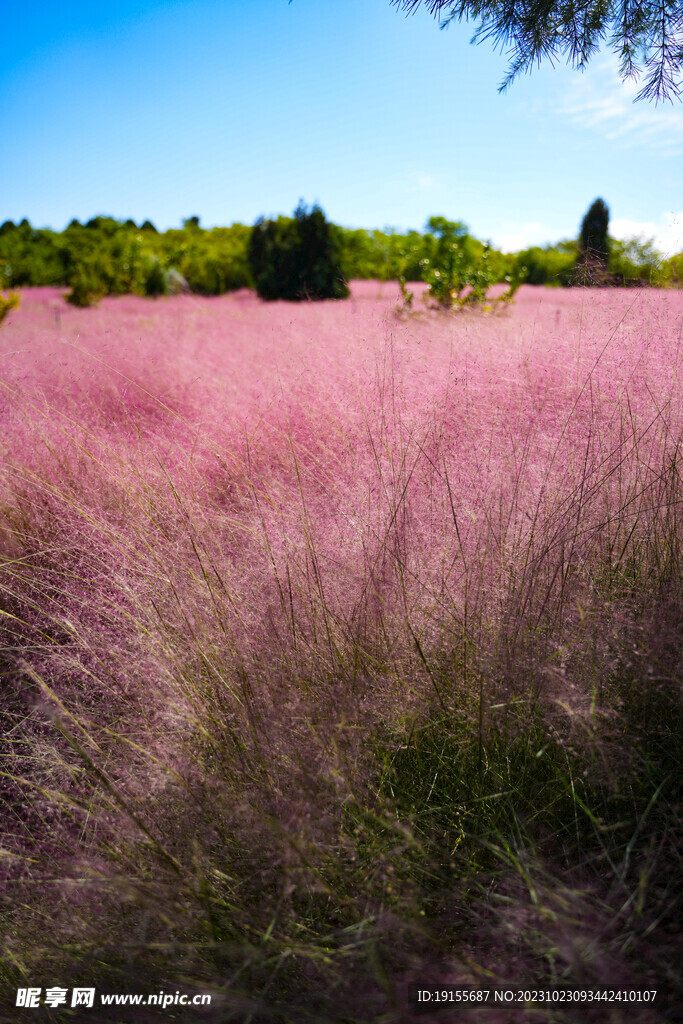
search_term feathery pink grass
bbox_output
[1,282,681,1022]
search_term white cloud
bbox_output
[485,212,683,256]
[414,172,439,191]
[611,211,683,256]
[405,170,442,195]
[382,170,442,195]
[488,220,557,252]
[559,56,683,153]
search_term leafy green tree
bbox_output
[0,222,68,286]
[514,241,577,286]
[335,226,425,281]
[168,224,252,294]
[248,203,349,301]
[609,234,664,285]
[393,1,683,101]
[664,250,683,285]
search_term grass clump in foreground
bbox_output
[0,285,681,1022]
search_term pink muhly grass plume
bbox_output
[0,281,681,1019]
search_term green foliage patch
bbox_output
[0,290,19,325]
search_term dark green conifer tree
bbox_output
[248,202,349,301]
[577,198,610,283]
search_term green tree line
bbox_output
[1,207,681,309]
[0,215,253,306]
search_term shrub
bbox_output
[248,202,349,301]
[419,216,474,307]
[143,256,168,297]
[419,218,520,309]
[65,265,107,307]
[179,251,226,295]
[0,290,19,325]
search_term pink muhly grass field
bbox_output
[0,281,681,1020]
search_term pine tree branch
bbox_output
[392,0,683,100]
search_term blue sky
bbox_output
[2,0,682,254]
